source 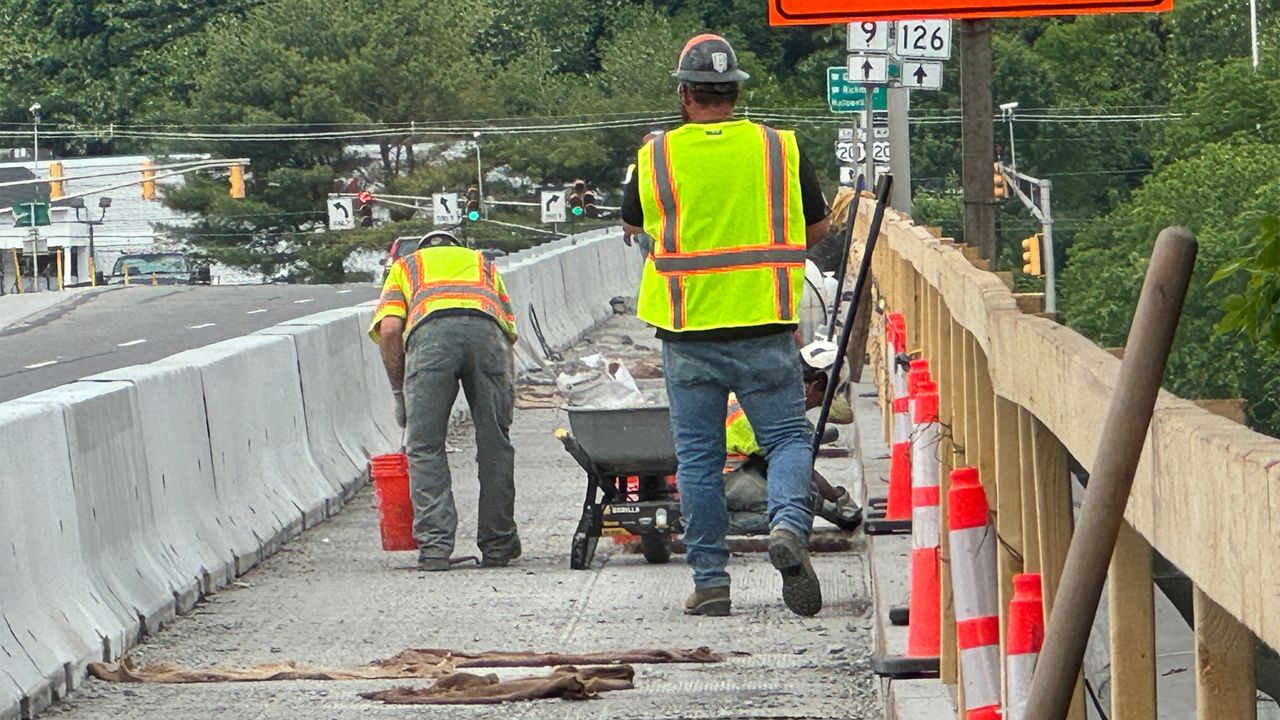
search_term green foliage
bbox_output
[1212,216,1280,348]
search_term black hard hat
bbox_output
[673,33,749,84]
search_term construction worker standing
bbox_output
[369,231,522,571]
[621,34,832,617]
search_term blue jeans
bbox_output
[663,332,815,590]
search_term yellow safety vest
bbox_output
[635,119,808,332]
[369,246,517,343]
[725,394,762,460]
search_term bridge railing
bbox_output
[860,197,1276,718]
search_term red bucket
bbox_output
[370,452,416,551]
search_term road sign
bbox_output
[901,60,945,90]
[848,55,889,84]
[847,21,891,52]
[541,190,566,224]
[432,193,462,225]
[895,20,952,59]
[839,166,857,186]
[835,141,858,164]
[770,0,1171,24]
[327,196,354,230]
[22,236,47,255]
[11,202,50,228]
[837,128,855,142]
[827,67,889,112]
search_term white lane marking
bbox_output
[24,360,57,369]
[246,308,268,315]
[293,298,315,304]
[117,339,147,347]
[336,289,353,294]
[188,322,216,329]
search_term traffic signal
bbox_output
[229,164,245,199]
[568,179,586,217]
[1021,233,1043,276]
[49,161,64,200]
[357,190,374,228]
[993,162,1007,199]
[583,190,598,219]
[141,160,156,201]
[465,186,481,221]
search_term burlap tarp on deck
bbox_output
[87,646,725,684]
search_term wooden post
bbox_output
[994,395,1025,684]
[1110,521,1156,720]
[900,256,918,350]
[1195,587,1257,719]
[11,248,24,293]
[1030,415,1086,719]
[972,337,997,506]
[938,307,958,685]
[1017,408,1040,574]
[951,319,968,469]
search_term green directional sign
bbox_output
[11,202,50,227]
[826,67,889,113]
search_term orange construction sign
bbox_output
[768,0,1172,24]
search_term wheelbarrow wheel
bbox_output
[641,534,672,564]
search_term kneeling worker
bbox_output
[721,342,863,543]
[370,231,521,571]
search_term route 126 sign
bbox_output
[768,0,1172,24]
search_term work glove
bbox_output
[393,389,406,429]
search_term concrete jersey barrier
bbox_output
[0,225,640,720]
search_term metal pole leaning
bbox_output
[1023,227,1198,719]
[812,174,892,459]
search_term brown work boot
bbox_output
[481,536,523,568]
[768,528,823,617]
[417,553,451,572]
[684,586,731,616]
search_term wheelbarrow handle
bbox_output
[555,428,600,477]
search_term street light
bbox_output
[999,101,1019,173]
[473,131,484,219]
[28,103,41,293]
[69,196,112,284]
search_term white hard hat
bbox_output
[801,340,849,389]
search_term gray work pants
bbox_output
[404,315,517,560]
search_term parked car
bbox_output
[107,252,211,286]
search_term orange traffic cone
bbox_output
[1005,573,1044,720]
[949,466,1002,720]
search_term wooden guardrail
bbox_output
[858,197,1274,718]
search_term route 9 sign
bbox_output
[895,20,952,60]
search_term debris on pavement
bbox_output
[87,647,726,684]
[359,665,635,705]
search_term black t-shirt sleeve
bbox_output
[797,149,829,226]
[621,164,644,227]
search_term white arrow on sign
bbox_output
[432,193,462,225]
[327,196,354,230]
[901,60,945,90]
[847,54,889,84]
[541,190,566,224]
[847,21,891,52]
[895,20,952,60]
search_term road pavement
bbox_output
[0,283,379,403]
[41,317,883,720]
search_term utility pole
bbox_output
[960,20,995,260]
[887,85,912,214]
[862,85,876,189]
[1002,164,1057,314]
[473,131,485,218]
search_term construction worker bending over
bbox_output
[725,342,863,536]
[369,231,522,571]
[621,34,831,617]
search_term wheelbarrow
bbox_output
[556,405,683,570]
